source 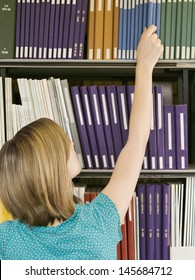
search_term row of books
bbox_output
[0,0,89,59]
[0,76,188,170]
[87,0,195,60]
[0,0,195,60]
[83,178,195,260]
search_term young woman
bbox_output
[0,25,163,260]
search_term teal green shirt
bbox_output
[0,193,122,260]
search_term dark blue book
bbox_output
[137,183,146,260]
[118,0,123,59]
[142,0,148,31]
[68,0,77,59]
[70,86,94,169]
[79,86,101,169]
[162,183,171,260]
[138,0,144,44]
[126,0,132,59]
[62,0,72,58]
[38,0,46,58]
[28,0,36,58]
[42,0,51,59]
[129,0,135,59]
[73,0,82,59]
[53,0,61,58]
[24,0,31,58]
[116,85,129,146]
[122,0,128,59]
[57,0,66,58]
[134,0,139,57]
[106,85,123,159]
[175,105,188,169]
[98,85,116,168]
[164,105,176,169]
[48,0,56,58]
[145,184,155,260]
[155,85,164,169]
[78,0,88,59]
[154,183,162,260]
[88,85,110,169]
[156,0,161,36]
[33,0,41,58]
[147,0,154,27]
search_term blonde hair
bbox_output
[0,118,75,226]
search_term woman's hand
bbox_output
[136,25,164,71]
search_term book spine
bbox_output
[170,0,177,60]
[122,0,128,59]
[163,105,176,169]
[126,199,135,259]
[113,0,119,59]
[28,0,36,59]
[33,0,41,58]
[73,0,82,59]
[70,86,94,169]
[48,0,56,59]
[57,0,66,59]
[42,0,51,59]
[145,184,155,260]
[162,183,171,260]
[156,0,161,36]
[175,105,188,169]
[78,0,88,59]
[62,0,72,59]
[19,0,26,58]
[52,0,61,59]
[94,0,104,59]
[154,184,162,259]
[129,0,135,59]
[38,0,46,59]
[103,0,113,60]
[79,86,101,168]
[118,0,123,59]
[87,0,95,59]
[98,85,116,168]
[137,184,146,260]
[160,0,166,59]
[133,0,139,59]
[68,0,77,59]
[175,0,182,59]
[15,0,22,59]
[186,0,193,59]
[126,0,131,60]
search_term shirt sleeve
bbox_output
[87,192,122,243]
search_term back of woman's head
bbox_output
[0,118,75,226]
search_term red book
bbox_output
[126,199,135,260]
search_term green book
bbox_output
[186,0,193,59]
[0,0,17,59]
[175,0,182,59]
[180,0,188,59]
[160,0,166,59]
[164,0,172,60]
[191,0,195,59]
[170,0,177,59]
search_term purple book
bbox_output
[24,0,31,58]
[106,85,123,159]
[137,183,146,260]
[175,105,188,169]
[126,85,134,117]
[148,86,157,169]
[53,0,61,58]
[145,184,155,260]
[116,85,129,146]
[163,105,176,169]
[88,85,110,169]
[78,0,88,59]
[19,0,26,58]
[33,0,41,58]
[70,86,93,169]
[15,0,22,58]
[57,0,66,58]
[62,0,71,58]
[48,0,56,58]
[67,0,77,59]
[42,0,51,59]
[38,0,46,58]
[154,184,162,260]
[162,183,171,260]
[98,85,116,168]
[155,85,165,169]
[79,86,101,169]
[73,0,82,59]
[28,0,36,58]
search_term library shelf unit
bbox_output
[0,59,195,175]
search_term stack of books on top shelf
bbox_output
[0,76,188,170]
[0,0,194,60]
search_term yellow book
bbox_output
[87,0,95,59]
[103,0,114,59]
[113,0,119,59]
[94,0,105,59]
[0,201,12,223]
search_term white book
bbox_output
[5,78,14,140]
[47,79,61,125]
[40,79,55,120]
